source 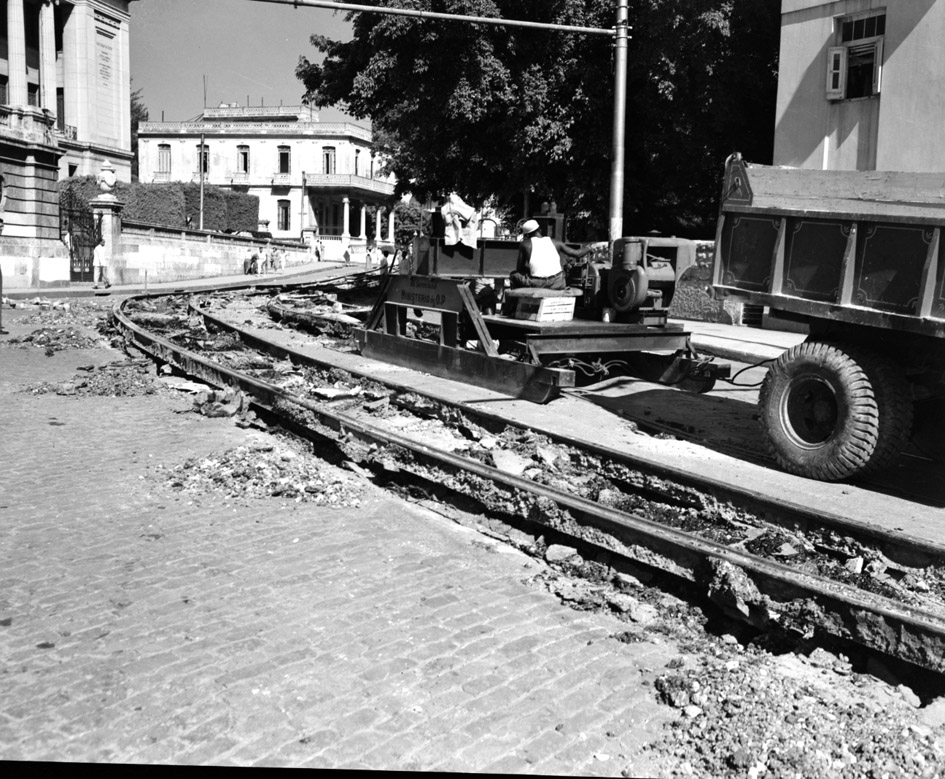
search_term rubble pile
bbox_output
[22,360,161,397]
[161,440,363,506]
[2,299,114,353]
[4,325,103,353]
[652,647,945,779]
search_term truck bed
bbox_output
[714,156,945,339]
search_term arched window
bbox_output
[158,144,171,174]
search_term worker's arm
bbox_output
[555,240,594,261]
[515,242,531,276]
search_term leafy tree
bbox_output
[130,85,149,181]
[393,198,432,251]
[297,0,779,238]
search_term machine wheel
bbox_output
[607,266,648,312]
[758,341,913,481]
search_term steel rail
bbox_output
[115,293,945,672]
[195,292,945,564]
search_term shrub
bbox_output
[58,177,258,232]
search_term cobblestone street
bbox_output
[0,312,677,773]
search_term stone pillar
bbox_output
[359,204,367,238]
[39,0,57,117]
[388,209,395,243]
[7,0,28,106]
[341,196,350,239]
[375,207,383,242]
[90,196,124,281]
[90,162,123,280]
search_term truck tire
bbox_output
[758,341,912,481]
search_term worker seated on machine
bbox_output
[510,219,593,290]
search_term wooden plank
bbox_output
[743,163,945,207]
[456,283,499,357]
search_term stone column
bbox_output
[342,196,350,239]
[7,0,28,106]
[39,0,57,117]
[387,209,395,243]
[359,204,367,238]
[90,162,123,280]
[375,207,384,242]
[90,196,124,284]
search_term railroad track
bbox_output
[111,279,945,676]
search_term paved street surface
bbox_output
[0,309,680,773]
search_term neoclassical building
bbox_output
[0,0,134,239]
[137,104,397,247]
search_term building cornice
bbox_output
[138,121,374,143]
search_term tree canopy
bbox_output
[297,0,780,239]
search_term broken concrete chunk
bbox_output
[545,544,580,563]
[490,449,530,477]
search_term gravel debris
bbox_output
[22,360,161,397]
[160,437,363,506]
[651,647,945,779]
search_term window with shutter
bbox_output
[826,11,885,101]
[826,47,846,100]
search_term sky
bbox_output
[129,0,356,123]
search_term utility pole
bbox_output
[199,132,206,231]
[610,0,628,243]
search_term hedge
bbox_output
[58,177,258,232]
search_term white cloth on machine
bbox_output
[441,193,480,249]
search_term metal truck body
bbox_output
[714,154,945,480]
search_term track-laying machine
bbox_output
[356,213,729,404]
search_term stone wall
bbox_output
[0,237,70,289]
[0,226,313,290]
[115,224,312,286]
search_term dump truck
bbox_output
[714,154,945,481]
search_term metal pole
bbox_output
[0,264,6,335]
[199,132,206,230]
[247,0,613,36]
[300,171,306,239]
[609,0,628,244]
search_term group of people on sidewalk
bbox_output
[243,243,286,275]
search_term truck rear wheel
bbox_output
[758,341,912,481]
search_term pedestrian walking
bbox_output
[92,237,111,289]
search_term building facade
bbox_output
[0,0,134,239]
[137,104,397,246]
[775,0,945,172]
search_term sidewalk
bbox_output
[2,260,349,301]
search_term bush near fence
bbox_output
[58,178,258,233]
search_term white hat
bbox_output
[521,219,540,235]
